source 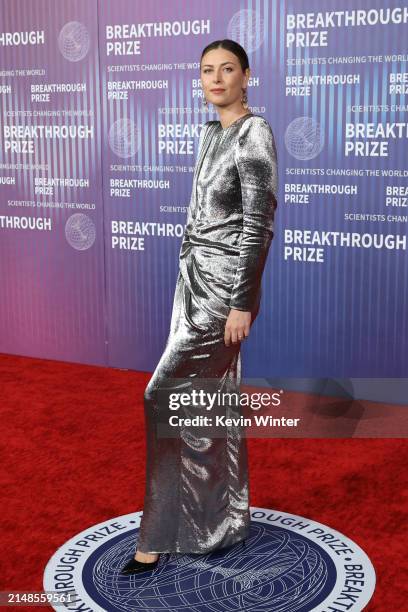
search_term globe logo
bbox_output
[65,213,96,250]
[85,523,335,611]
[285,116,324,160]
[108,118,139,159]
[227,10,266,54]
[58,21,90,62]
[43,508,376,611]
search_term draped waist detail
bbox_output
[185,231,242,256]
[179,234,235,320]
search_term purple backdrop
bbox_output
[0,0,407,378]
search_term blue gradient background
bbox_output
[0,0,407,380]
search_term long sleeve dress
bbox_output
[136,113,278,554]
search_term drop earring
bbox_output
[241,88,249,110]
[202,92,208,109]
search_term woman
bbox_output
[122,39,278,574]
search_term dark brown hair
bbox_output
[200,39,249,73]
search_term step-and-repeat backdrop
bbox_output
[0,0,407,377]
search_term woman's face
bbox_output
[200,48,249,109]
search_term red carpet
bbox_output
[1,352,406,610]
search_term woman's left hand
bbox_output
[224,309,251,346]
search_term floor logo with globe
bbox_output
[43,507,375,611]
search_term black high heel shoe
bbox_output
[121,554,160,575]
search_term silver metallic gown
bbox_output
[136,113,278,554]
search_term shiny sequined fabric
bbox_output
[136,113,278,554]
